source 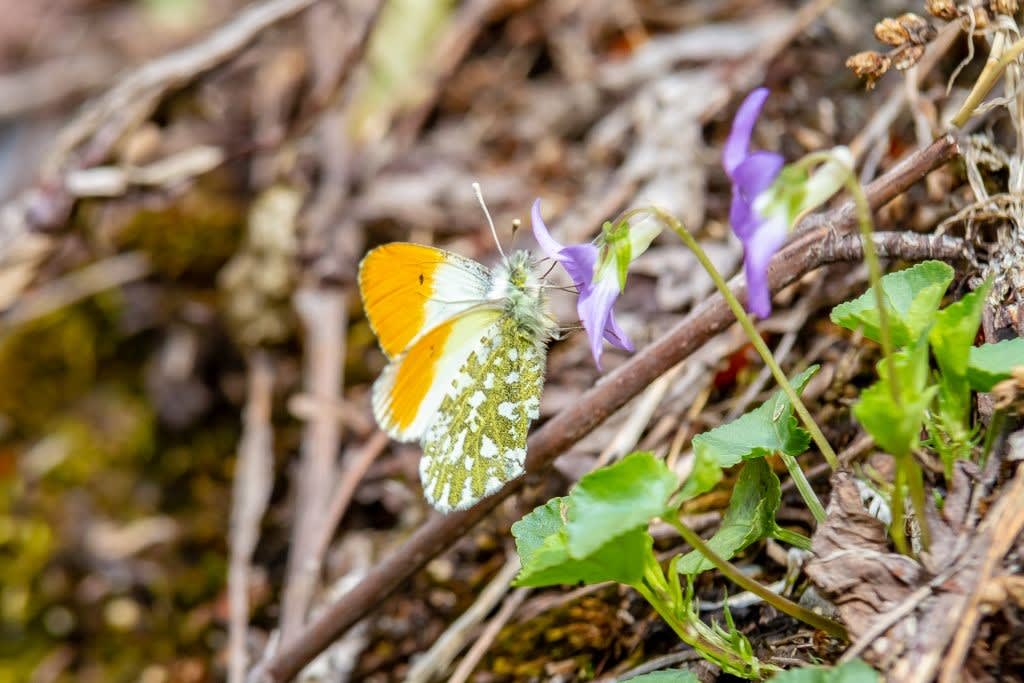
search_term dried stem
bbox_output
[279,288,347,644]
[229,352,276,683]
[951,34,1024,128]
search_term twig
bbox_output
[405,557,522,683]
[448,585,530,683]
[47,0,324,174]
[254,134,960,683]
[394,0,508,147]
[594,362,685,468]
[849,21,961,162]
[0,54,118,120]
[0,251,151,334]
[937,464,1024,681]
[280,288,346,644]
[229,352,276,683]
[0,0,325,298]
[307,430,390,574]
[951,34,1024,128]
[725,290,817,421]
[412,354,683,680]
[839,563,959,665]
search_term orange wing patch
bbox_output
[386,317,455,431]
[371,306,503,440]
[359,243,441,357]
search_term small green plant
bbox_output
[512,379,847,679]
[831,260,1024,552]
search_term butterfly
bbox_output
[358,235,558,512]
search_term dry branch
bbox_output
[280,288,347,644]
[229,352,276,683]
[253,133,961,682]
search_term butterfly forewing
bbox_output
[359,243,492,359]
[420,316,547,512]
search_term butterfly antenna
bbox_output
[472,182,508,263]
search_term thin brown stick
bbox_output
[279,288,346,644]
[448,585,530,683]
[307,430,390,572]
[48,0,324,173]
[0,252,151,332]
[253,133,960,683]
[0,0,326,292]
[229,352,276,683]
[405,557,522,683]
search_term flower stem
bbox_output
[666,514,848,639]
[633,554,760,675]
[843,174,900,401]
[890,464,909,556]
[834,160,933,553]
[625,207,834,521]
[905,456,932,550]
[981,408,1006,467]
[788,151,899,399]
[778,453,826,525]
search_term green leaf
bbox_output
[967,338,1024,391]
[830,261,954,346]
[930,282,989,378]
[624,670,699,683]
[512,497,651,587]
[929,282,990,424]
[675,459,781,574]
[680,366,819,500]
[853,339,936,458]
[767,659,879,682]
[567,452,678,558]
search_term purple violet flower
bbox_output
[531,199,634,370]
[723,87,788,319]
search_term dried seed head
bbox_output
[875,14,935,46]
[875,17,909,46]
[892,44,927,70]
[898,13,937,43]
[991,0,1019,16]
[847,50,891,88]
[925,0,959,21]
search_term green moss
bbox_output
[0,308,101,434]
[106,183,244,280]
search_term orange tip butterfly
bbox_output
[358,192,558,512]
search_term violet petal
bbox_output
[558,243,599,291]
[530,198,564,259]
[577,277,621,370]
[723,87,770,176]
[743,214,788,318]
[603,309,634,352]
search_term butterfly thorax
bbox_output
[488,250,556,341]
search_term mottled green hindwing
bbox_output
[420,316,546,511]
